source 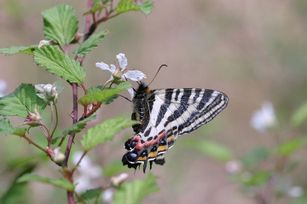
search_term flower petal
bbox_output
[96,62,115,73]
[127,88,135,99]
[123,70,146,82]
[116,53,128,70]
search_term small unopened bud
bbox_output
[35,83,58,103]
[52,147,65,164]
[225,160,242,174]
[111,173,129,186]
[24,108,42,126]
[38,40,52,48]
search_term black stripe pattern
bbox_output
[122,83,229,172]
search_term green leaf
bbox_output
[0,164,36,204]
[0,84,47,118]
[79,82,130,105]
[275,137,307,156]
[81,116,136,151]
[241,147,270,167]
[0,45,36,55]
[292,102,307,127]
[188,139,233,161]
[114,174,159,204]
[79,188,102,202]
[0,117,26,136]
[17,173,74,191]
[34,46,86,84]
[63,115,96,136]
[42,4,78,45]
[241,171,271,187]
[116,0,153,15]
[74,30,107,57]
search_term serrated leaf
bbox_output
[0,84,47,118]
[79,188,102,202]
[275,137,307,156]
[114,174,158,204]
[0,164,36,204]
[116,0,153,15]
[0,118,26,136]
[79,82,130,105]
[188,139,233,161]
[63,115,96,136]
[0,45,36,55]
[74,30,107,57]
[292,102,307,127]
[42,4,78,45]
[34,46,86,84]
[81,116,136,151]
[17,173,74,191]
[103,160,127,177]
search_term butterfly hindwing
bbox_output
[122,83,228,172]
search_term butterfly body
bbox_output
[122,82,229,172]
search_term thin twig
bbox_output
[71,151,88,173]
[50,103,59,140]
[22,134,47,153]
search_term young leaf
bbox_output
[17,173,74,191]
[187,139,233,161]
[34,46,86,84]
[0,45,36,55]
[62,115,96,136]
[74,30,108,57]
[79,82,130,105]
[103,161,127,177]
[81,116,136,151]
[114,174,159,204]
[292,102,307,127]
[0,84,47,118]
[116,0,153,15]
[42,4,78,45]
[79,188,103,202]
[0,118,27,136]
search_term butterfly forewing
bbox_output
[122,84,228,172]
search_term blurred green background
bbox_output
[1,0,307,203]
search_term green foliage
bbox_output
[34,46,86,84]
[114,174,159,204]
[276,137,307,156]
[81,116,136,151]
[63,115,96,136]
[0,45,36,55]
[292,102,307,127]
[0,84,47,118]
[188,139,233,161]
[0,117,27,136]
[0,164,36,204]
[42,4,78,45]
[79,82,131,105]
[241,147,270,168]
[116,0,153,15]
[74,30,107,57]
[241,171,271,187]
[17,173,75,191]
[79,188,102,203]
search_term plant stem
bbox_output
[71,151,87,173]
[22,134,47,153]
[50,103,59,139]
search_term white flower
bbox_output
[102,188,113,203]
[35,83,58,103]
[111,173,129,186]
[38,40,52,48]
[250,102,276,133]
[72,151,102,193]
[0,80,7,97]
[96,53,146,83]
[288,186,304,198]
[225,160,242,174]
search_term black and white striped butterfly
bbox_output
[122,82,229,172]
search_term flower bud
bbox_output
[24,108,42,126]
[111,173,129,186]
[35,83,58,103]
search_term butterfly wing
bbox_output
[123,87,228,172]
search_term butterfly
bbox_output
[122,82,229,172]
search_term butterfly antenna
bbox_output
[118,94,132,102]
[148,64,168,86]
